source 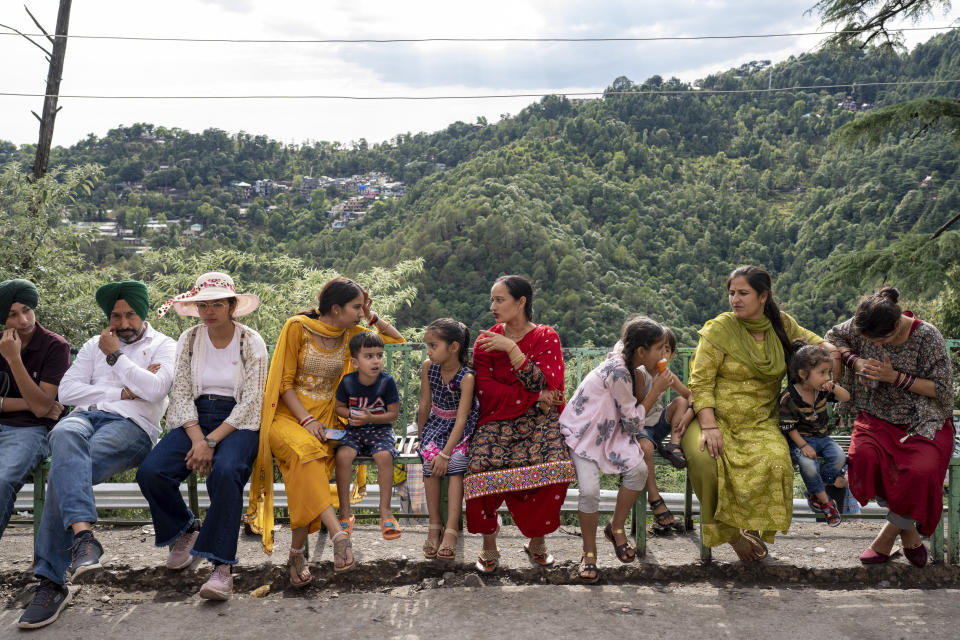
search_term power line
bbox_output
[0,25,956,44]
[0,79,957,101]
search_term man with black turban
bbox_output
[0,279,70,540]
[20,281,176,630]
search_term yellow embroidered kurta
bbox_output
[681,313,821,547]
[247,316,403,554]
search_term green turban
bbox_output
[0,279,39,324]
[96,280,150,321]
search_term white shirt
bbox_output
[200,329,241,397]
[638,366,666,427]
[58,322,177,443]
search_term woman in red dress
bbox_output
[465,275,575,573]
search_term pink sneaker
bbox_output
[166,530,199,570]
[198,564,233,601]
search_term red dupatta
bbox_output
[473,324,565,426]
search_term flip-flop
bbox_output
[437,529,459,561]
[523,539,554,567]
[339,514,355,536]
[380,517,402,540]
[332,531,356,574]
[739,530,768,560]
[288,545,312,587]
[476,548,500,573]
[423,524,444,559]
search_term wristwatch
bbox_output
[105,350,123,366]
[204,437,218,449]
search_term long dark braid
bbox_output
[619,315,666,405]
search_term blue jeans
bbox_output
[0,423,50,540]
[789,436,846,496]
[637,410,671,445]
[34,411,152,585]
[136,397,259,566]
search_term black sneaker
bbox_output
[17,579,73,629]
[69,530,104,580]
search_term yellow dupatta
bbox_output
[246,314,404,554]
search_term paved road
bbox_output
[2,584,955,639]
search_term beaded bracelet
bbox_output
[436,451,451,460]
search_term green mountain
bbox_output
[5,30,960,346]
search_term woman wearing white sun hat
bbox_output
[136,272,268,601]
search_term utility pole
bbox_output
[32,0,73,179]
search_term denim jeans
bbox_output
[0,423,50,540]
[136,397,259,566]
[34,411,152,585]
[789,436,846,496]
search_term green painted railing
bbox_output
[382,344,695,431]
[384,340,959,433]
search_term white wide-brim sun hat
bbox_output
[157,271,260,318]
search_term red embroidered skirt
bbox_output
[848,411,953,536]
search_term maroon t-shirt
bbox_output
[0,322,71,428]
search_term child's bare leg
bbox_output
[579,510,599,554]
[444,475,464,532]
[611,485,641,560]
[423,472,442,525]
[372,450,396,521]
[335,446,357,521]
[665,398,684,445]
[423,471,444,551]
[640,438,659,500]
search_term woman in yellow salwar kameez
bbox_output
[246,278,404,585]
[681,266,833,560]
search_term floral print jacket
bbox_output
[559,351,646,474]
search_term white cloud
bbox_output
[0,0,957,147]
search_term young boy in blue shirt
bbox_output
[334,332,402,540]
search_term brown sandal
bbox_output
[437,529,459,561]
[332,531,356,573]
[288,545,312,588]
[423,524,444,559]
[603,523,636,563]
[523,538,555,567]
[578,552,600,584]
[739,530,768,560]
[475,548,500,573]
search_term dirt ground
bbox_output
[3,517,959,616]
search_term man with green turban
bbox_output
[0,279,70,541]
[20,280,176,630]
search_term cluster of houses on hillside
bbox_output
[837,96,875,111]
[299,172,406,231]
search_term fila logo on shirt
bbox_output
[349,397,386,414]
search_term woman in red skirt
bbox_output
[465,275,576,573]
[826,287,955,566]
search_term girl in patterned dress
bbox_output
[559,316,674,582]
[415,318,479,560]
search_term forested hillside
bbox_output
[4,30,960,347]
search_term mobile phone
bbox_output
[325,428,346,440]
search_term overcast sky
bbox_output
[1,0,957,148]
